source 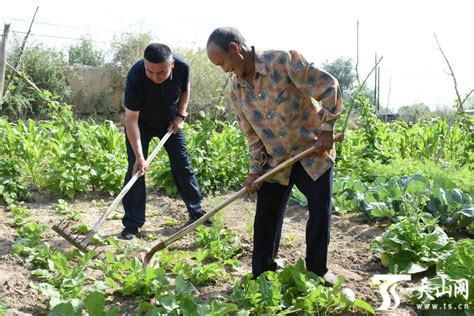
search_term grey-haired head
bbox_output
[207,27,248,52]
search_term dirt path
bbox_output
[0,190,418,315]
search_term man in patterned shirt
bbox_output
[206,27,343,285]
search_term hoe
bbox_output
[143,133,344,267]
[52,129,174,253]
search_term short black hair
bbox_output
[144,43,173,63]
[207,27,247,52]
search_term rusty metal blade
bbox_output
[52,224,89,253]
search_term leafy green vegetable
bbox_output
[232,260,374,315]
[411,239,474,309]
[371,214,455,274]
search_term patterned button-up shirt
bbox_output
[230,48,343,185]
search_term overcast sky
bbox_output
[2,0,473,111]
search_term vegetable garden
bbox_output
[1,88,472,315]
[0,36,472,316]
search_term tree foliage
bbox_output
[68,36,104,67]
[322,57,356,96]
[110,31,153,75]
[3,38,70,118]
[464,94,474,110]
[175,48,232,121]
[397,103,431,124]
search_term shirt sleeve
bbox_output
[181,62,190,92]
[286,50,343,131]
[231,90,266,174]
[124,69,140,111]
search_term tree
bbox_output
[464,94,474,110]
[68,35,104,67]
[110,31,153,75]
[175,47,231,121]
[397,103,431,124]
[4,39,70,118]
[322,57,356,96]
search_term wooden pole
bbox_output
[341,56,383,134]
[3,7,39,98]
[355,21,360,84]
[386,76,391,110]
[377,66,381,112]
[15,7,39,69]
[0,23,11,109]
[374,53,377,110]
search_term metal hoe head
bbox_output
[52,129,174,256]
[52,219,95,253]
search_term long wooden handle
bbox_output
[82,129,173,245]
[143,133,344,266]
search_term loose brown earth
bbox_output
[0,189,419,315]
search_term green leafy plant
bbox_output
[289,187,308,207]
[172,261,226,285]
[371,213,455,274]
[49,291,119,316]
[231,260,374,315]
[195,223,242,267]
[426,188,473,234]
[333,173,473,234]
[411,239,474,309]
[32,251,94,306]
[0,159,27,204]
[11,221,50,268]
[104,257,170,298]
[150,117,248,196]
[73,223,90,235]
[7,203,31,227]
[53,199,82,221]
[0,300,6,316]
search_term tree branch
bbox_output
[341,56,384,134]
[0,23,11,109]
[3,7,39,98]
[434,33,472,162]
[434,33,463,112]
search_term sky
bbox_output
[1,0,473,111]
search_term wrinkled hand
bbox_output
[133,156,148,176]
[314,131,334,155]
[245,173,262,194]
[170,117,185,134]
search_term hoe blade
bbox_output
[52,223,89,253]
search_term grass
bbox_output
[282,233,298,248]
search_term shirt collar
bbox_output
[253,46,267,75]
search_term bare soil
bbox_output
[0,189,419,315]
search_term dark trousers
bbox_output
[253,162,333,277]
[122,128,203,228]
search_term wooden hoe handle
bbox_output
[142,133,344,267]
